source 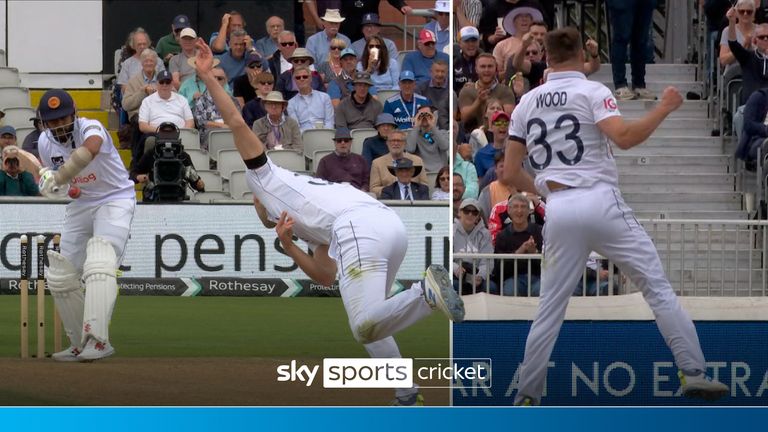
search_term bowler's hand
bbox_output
[276,211,296,249]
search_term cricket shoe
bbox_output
[77,337,115,362]
[390,393,424,406]
[51,345,82,362]
[678,371,729,401]
[423,265,465,323]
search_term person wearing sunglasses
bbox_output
[453,198,496,295]
[401,29,450,84]
[286,66,335,132]
[276,48,324,100]
[232,51,265,106]
[720,0,756,68]
[431,165,450,200]
[316,38,349,89]
[267,31,298,78]
[474,111,509,179]
[315,127,369,191]
[306,9,352,65]
[156,14,190,67]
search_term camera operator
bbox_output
[129,123,205,202]
[406,105,449,173]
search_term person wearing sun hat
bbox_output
[423,1,451,52]
[251,91,302,152]
[478,0,548,50]
[306,9,352,64]
[492,5,545,76]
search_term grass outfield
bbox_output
[0,296,449,359]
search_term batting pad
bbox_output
[82,236,118,344]
[47,250,85,349]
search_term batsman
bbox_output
[36,89,136,361]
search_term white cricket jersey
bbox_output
[247,158,386,248]
[38,118,135,204]
[509,71,621,195]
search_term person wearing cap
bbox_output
[380,157,428,201]
[306,9,352,65]
[406,105,448,173]
[401,29,450,84]
[478,0,548,50]
[276,48,325,101]
[369,130,429,197]
[169,27,200,89]
[216,29,250,86]
[458,53,516,131]
[0,145,39,196]
[316,38,350,89]
[453,197,496,295]
[475,110,510,178]
[416,59,449,129]
[350,13,399,60]
[122,49,162,120]
[492,5,544,77]
[268,31,299,78]
[156,14,191,66]
[193,68,242,151]
[0,125,17,150]
[315,127,369,191]
[423,1,451,53]
[191,37,463,407]
[252,91,302,152]
[117,29,165,90]
[255,16,285,60]
[210,10,250,54]
[382,70,431,130]
[358,35,400,92]
[328,48,377,107]
[340,0,413,43]
[286,66,335,132]
[137,70,194,165]
[334,72,383,130]
[454,26,483,92]
[232,51,265,106]
[362,113,397,168]
[36,88,136,362]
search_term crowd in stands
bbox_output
[98,2,450,202]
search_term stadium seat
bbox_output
[312,149,334,173]
[267,149,305,171]
[196,170,223,192]
[350,128,377,154]
[0,86,31,110]
[397,50,414,67]
[217,148,245,179]
[192,191,232,203]
[377,89,399,102]
[242,191,253,200]
[1,106,36,128]
[0,49,6,67]
[208,129,236,160]
[13,126,35,145]
[425,171,438,197]
[302,128,336,169]
[179,128,201,151]
[228,170,250,199]
[186,149,210,171]
[0,67,20,87]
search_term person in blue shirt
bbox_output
[422,1,451,53]
[401,29,450,84]
[382,70,430,129]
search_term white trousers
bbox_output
[514,183,706,404]
[60,199,135,269]
[331,205,433,398]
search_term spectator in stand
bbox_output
[453,198,496,295]
[454,26,483,93]
[453,173,466,219]
[122,49,161,120]
[0,128,42,181]
[286,66,335,132]
[487,191,545,245]
[307,9,351,65]
[156,15,190,67]
[380,158,429,200]
[339,0,413,43]
[402,29,451,84]
[136,70,194,167]
[720,0,756,68]
[178,57,223,109]
[316,127,369,191]
[255,16,285,58]
[268,31,299,78]
[606,0,657,100]
[22,117,43,159]
[474,111,509,178]
[0,145,39,196]
[478,0,547,51]
[252,91,303,152]
[0,126,17,151]
[362,113,397,168]
[454,139,479,200]
[334,72,383,130]
[242,73,274,128]
[210,10,251,54]
[477,152,515,220]
[304,0,341,33]
[737,87,768,167]
[468,97,503,158]
[369,130,428,197]
[232,52,265,106]
[492,193,544,296]
[423,1,451,53]
[406,105,449,173]
[358,35,400,92]
[457,0,483,28]
[416,59,449,129]
[216,29,250,86]
[382,70,431,129]
[193,68,241,151]
[117,29,164,91]
[276,48,325,101]
[317,38,349,89]
[169,28,199,89]
[431,166,451,200]
[350,13,398,60]
[328,48,372,107]
[458,54,516,132]
[493,5,543,77]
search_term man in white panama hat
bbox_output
[306,9,352,64]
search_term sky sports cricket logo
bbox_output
[276,358,492,388]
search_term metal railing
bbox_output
[455,219,768,297]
